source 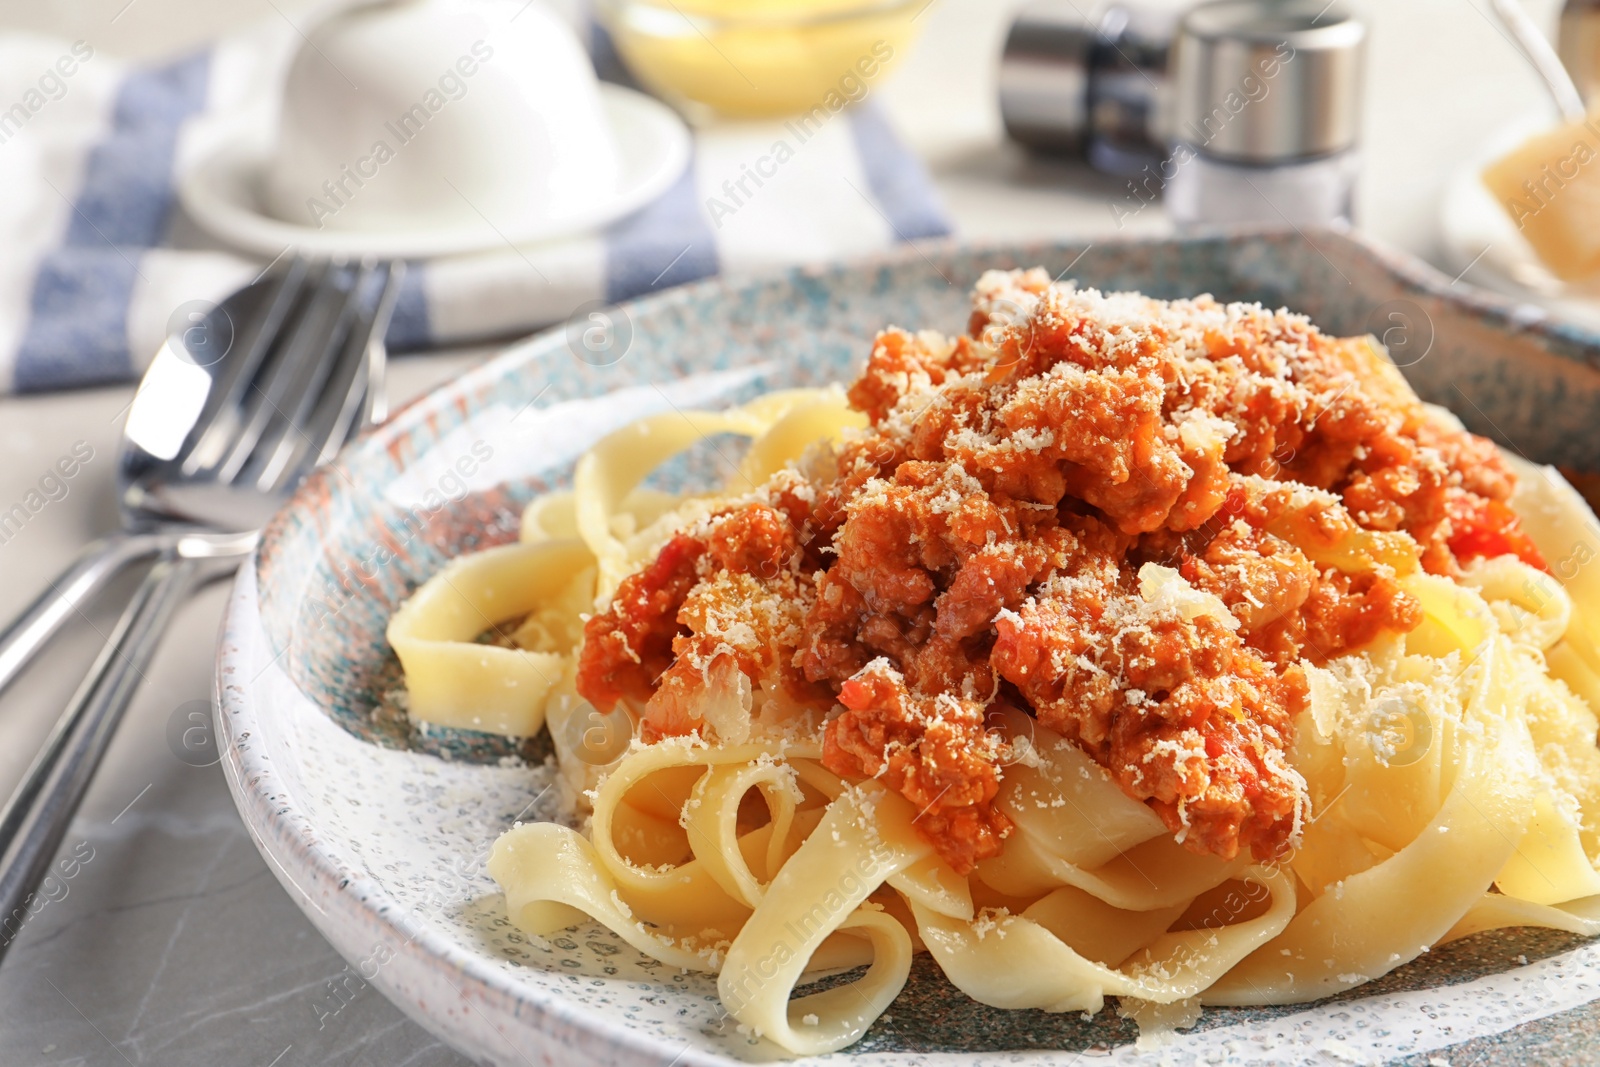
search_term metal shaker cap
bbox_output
[998,0,1096,155]
[998,1,1177,169]
[1172,0,1366,164]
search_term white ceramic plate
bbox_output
[179,83,690,259]
[219,233,1600,1067]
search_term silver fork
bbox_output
[0,257,402,961]
[0,258,393,695]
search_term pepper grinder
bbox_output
[1164,0,1367,229]
[998,0,1181,176]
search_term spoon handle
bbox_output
[0,550,197,963]
[1491,0,1588,122]
[0,530,170,700]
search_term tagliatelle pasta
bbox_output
[388,271,1600,1055]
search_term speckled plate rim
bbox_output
[215,228,1600,1067]
[220,564,717,1067]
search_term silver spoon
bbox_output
[0,258,394,696]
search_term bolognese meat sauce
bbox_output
[576,270,1542,874]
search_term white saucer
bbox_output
[180,83,690,260]
[1439,115,1600,329]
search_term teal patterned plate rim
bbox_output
[219,227,1600,1067]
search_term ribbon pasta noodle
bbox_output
[388,273,1600,1054]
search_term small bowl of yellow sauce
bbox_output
[597,0,923,120]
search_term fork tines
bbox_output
[202,257,404,494]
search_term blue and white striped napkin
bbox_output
[0,18,949,394]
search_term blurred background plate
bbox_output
[1440,116,1600,332]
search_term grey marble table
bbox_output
[0,0,1553,1063]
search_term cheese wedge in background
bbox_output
[1483,116,1600,282]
